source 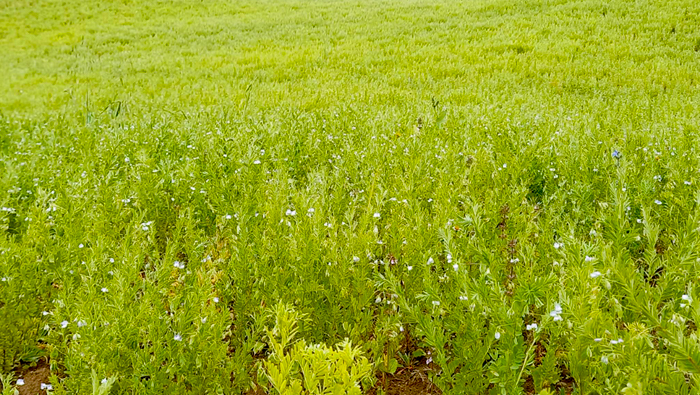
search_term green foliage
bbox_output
[2,0,700,393]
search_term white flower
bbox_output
[79,243,84,248]
[447,254,453,264]
[590,271,602,278]
[553,242,563,249]
[526,323,538,331]
[453,264,459,271]
[201,317,207,323]
[101,287,108,293]
[174,334,182,341]
[285,209,296,216]
[550,303,563,321]
[594,338,602,342]
[510,258,519,263]
[684,181,692,185]
[375,296,382,304]
[427,257,434,265]
[459,295,468,301]
[40,383,53,390]
[101,378,108,384]
[61,320,69,328]
[494,331,501,340]
[109,258,115,263]
[353,256,360,263]
[174,261,185,269]
[585,256,595,262]
[654,200,662,205]
[432,300,440,306]
[253,160,261,165]
[213,297,219,303]
[225,214,232,220]
[682,294,691,301]
[407,265,413,271]
[373,212,381,219]
[601,355,609,364]
[307,208,315,216]
[16,379,24,386]
[77,320,87,327]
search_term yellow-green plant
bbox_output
[263,303,372,395]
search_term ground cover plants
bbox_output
[2,0,700,393]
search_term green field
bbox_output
[2,0,700,394]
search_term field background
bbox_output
[2,0,700,394]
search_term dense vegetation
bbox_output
[2,0,700,394]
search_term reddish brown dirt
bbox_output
[15,358,51,395]
[367,367,442,395]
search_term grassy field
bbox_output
[2,0,700,394]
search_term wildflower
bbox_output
[585,256,595,262]
[553,242,563,249]
[101,378,108,384]
[201,317,207,323]
[174,261,185,269]
[526,323,538,331]
[590,271,602,278]
[685,181,692,185]
[510,258,519,263]
[353,256,360,263]
[601,355,609,364]
[61,321,69,328]
[653,175,662,182]
[77,320,87,327]
[611,150,621,159]
[16,379,24,386]
[79,243,84,249]
[307,208,315,216]
[427,257,434,265]
[495,331,501,340]
[654,200,662,205]
[432,300,440,306]
[174,334,182,341]
[594,338,602,342]
[373,212,381,219]
[213,297,219,303]
[682,294,691,301]
[375,296,382,304]
[459,295,468,301]
[40,383,53,390]
[407,265,413,271]
[109,258,115,263]
[550,303,563,321]
[453,264,459,271]
[285,209,296,216]
[225,214,232,220]
[101,287,108,293]
[447,254,453,264]
[253,160,261,165]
